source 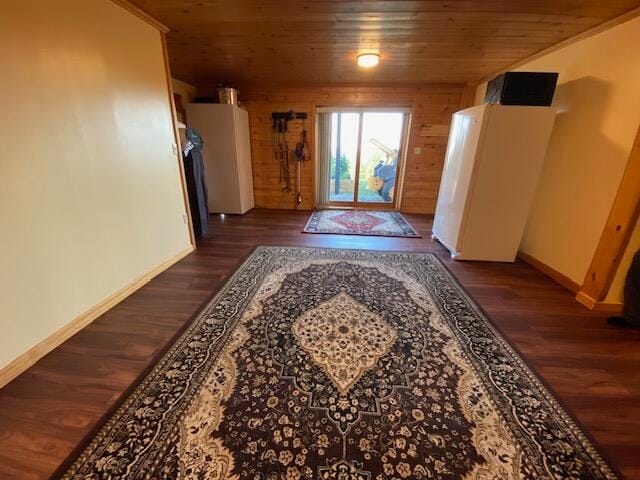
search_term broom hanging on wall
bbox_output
[272,111,308,205]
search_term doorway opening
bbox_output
[317,108,410,210]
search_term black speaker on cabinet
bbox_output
[485,72,559,106]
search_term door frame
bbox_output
[316,107,412,210]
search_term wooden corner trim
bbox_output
[575,291,597,309]
[110,0,170,33]
[579,123,640,301]
[575,291,624,313]
[0,245,194,389]
[516,252,624,313]
[517,251,581,293]
[161,32,196,247]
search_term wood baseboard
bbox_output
[517,251,581,293]
[0,245,194,389]
[575,291,624,313]
[517,252,623,313]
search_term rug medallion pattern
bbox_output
[60,247,617,479]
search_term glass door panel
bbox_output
[329,113,360,203]
[323,109,408,209]
[357,112,404,205]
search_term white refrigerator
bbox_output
[185,103,255,215]
[432,104,556,262]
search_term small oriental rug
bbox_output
[58,247,618,479]
[303,209,421,237]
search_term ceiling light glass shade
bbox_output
[357,53,380,68]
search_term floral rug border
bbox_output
[56,246,619,479]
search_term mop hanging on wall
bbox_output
[272,111,308,204]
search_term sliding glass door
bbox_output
[357,112,405,205]
[328,113,360,204]
[320,109,409,209]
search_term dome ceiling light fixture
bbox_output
[356,53,380,68]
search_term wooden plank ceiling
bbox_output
[130,1,640,87]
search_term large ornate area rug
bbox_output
[303,209,421,237]
[59,247,617,479]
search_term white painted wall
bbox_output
[0,0,192,370]
[474,16,640,298]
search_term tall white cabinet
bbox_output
[185,103,254,214]
[432,104,556,262]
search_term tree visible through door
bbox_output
[328,110,407,208]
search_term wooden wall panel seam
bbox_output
[243,85,464,213]
[477,6,640,83]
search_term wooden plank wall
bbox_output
[241,85,465,213]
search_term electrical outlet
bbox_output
[413,147,422,155]
[182,213,188,224]
[172,144,178,155]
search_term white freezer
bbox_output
[185,103,255,215]
[432,104,556,262]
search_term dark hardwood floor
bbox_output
[0,209,638,479]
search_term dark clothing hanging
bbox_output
[184,147,209,237]
[608,249,640,328]
[622,250,640,325]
